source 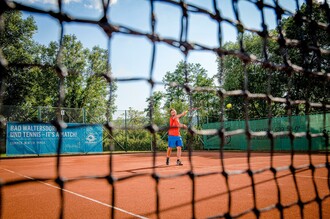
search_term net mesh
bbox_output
[0,0,330,218]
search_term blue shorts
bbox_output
[168,135,183,148]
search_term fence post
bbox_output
[38,106,42,122]
[83,108,86,123]
[125,110,128,151]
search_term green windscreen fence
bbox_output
[202,113,329,151]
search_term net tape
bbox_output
[0,0,329,218]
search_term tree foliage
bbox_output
[1,11,116,123]
[162,60,217,119]
[144,91,166,126]
[1,11,39,106]
[219,2,329,120]
[281,3,330,113]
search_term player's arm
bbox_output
[176,110,188,118]
[180,123,187,129]
[177,111,188,129]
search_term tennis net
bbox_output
[0,0,329,218]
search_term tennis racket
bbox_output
[185,107,200,127]
[183,108,199,151]
[185,107,199,114]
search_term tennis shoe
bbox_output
[166,157,169,165]
[176,160,183,166]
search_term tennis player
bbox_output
[166,108,188,166]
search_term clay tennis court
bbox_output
[0,151,329,219]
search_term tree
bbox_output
[162,60,217,121]
[84,46,117,122]
[218,35,282,120]
[24,42,59,107]
[144,91,166,126]
[0,11,39,106]
[49,35,115,122]
[0,11,116,123]
[281,2,330,114]
[219,2,329,119]
[163,60,189,111]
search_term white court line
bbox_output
[2,168,148,219]
[193,161,329,180]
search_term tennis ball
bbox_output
[226,103,232,109]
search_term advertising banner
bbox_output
[6,123,103,155]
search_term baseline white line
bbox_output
[2,168,148,219]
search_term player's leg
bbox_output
[166,147,172,165]
[176,146,183,165]
[167,136,175,165]
[176,137,183,166]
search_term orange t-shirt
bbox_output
[168,117,181,136]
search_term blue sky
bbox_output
[16,0,312,113]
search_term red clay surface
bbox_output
[0,151,329,219]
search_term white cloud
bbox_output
[315,0,330,4]
[26,0,118,8]
[83,0,118,11]
[27,0,80,4]
[24,0,81,5]
[26,0,55,3]
[64,0,81,3]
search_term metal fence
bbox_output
[0,105,86,123]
